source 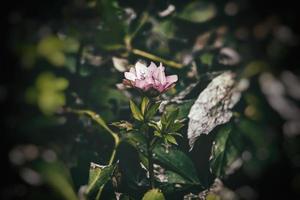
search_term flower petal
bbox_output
[147,62,157,76]
[135,79,149,90]
[124,72,136,81]
[153,63,166,85]
[135,61,148,79]
[166,75,178,84]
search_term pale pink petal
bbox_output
[153,63,166,85]
[166,75,178,84]
[163,82,175,91]
[145,76,154,85]
[147,62,157,76]
[129,67,136,75]
[144,82,153,90]
[135,61,148,79]
[157,84,166,92]
[124,61,178,94]
[124,72,136,81]
[135,79,149,90]
[157,66,166,84]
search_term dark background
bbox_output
[1,0,300,199]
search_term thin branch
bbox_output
[131,48,183,69]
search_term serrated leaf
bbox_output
[130,100,143,121]
[142,189,165,200]
[209,124,242,177]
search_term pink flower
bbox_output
[124,61,178,93]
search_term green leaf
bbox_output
[26,72,69,115]
[142,189,165,200]
[209,124,242,177]
[158,170,196,194]
[88,162,103,185]
[165,100,194,120]
[165,108,179,131]
[177,2,216,23]
[165,135,178,145]
[145,102,160,120]
[153,146,200,185]
[141,96,150,115]
[169,122,185,133]
[126,133,201,185]
[86,162,117,198]
[130,100,143,121]
[124,133,201,186]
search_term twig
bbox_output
[131,48,183,69]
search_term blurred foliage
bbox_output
[5,0,300,199]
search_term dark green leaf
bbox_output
[145,102,160,120]
[169,122,185,133]
[165,100,194,120]
[124,133,201,186]
[153,146,200,185]
[209,124,242,177]
[165,109,179,131]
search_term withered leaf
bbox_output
[188,71,246,149]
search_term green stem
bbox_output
[131,48,183,69]
[146,129,155,189]
[143,98,155,189]
[67,109,120,199]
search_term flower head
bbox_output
[124,61,178,94]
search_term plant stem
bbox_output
[146,129,155,189]
[108,137,120,165]
[67,109,120,199]
[131,48,183,69]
